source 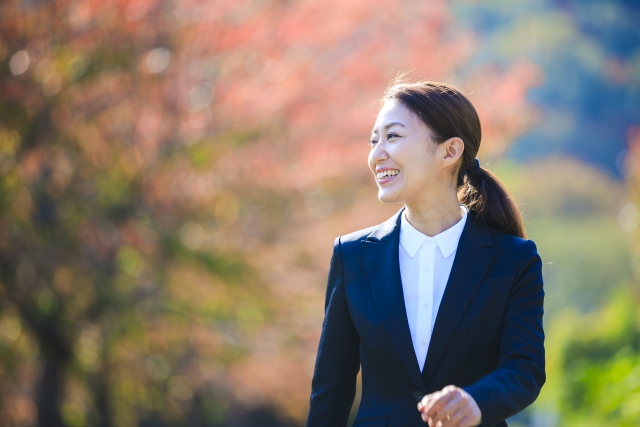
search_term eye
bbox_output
[387,133,399,140]
[367,139,378,146]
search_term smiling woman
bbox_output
[306,81,545,427]
[371,82,525,239]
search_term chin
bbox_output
[377,189,402,204]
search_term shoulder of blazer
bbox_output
[483,221,535,252]
[339,225,378,245]
[337,208,404,252]
[480,220,541,275]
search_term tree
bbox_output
[0,0,540,425]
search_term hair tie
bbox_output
[468,157,480,174]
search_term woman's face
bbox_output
[368,100,453,205]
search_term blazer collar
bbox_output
[362,206,496,392]
[421,209,496,385]
[366,205,492,245]
[365,207,403,242]
[363,207,424,390]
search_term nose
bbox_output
[369,141,388,164]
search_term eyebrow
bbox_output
[371,121,407,134]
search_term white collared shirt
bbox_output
[399,205,468,372]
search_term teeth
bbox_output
[377,170,399,179]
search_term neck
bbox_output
[403,194,463,237]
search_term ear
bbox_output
[441,137,464,168]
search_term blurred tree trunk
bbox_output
[36,355,69,427]
[94,346,113,427]
[0,251,70,427]
[28,309,72,427]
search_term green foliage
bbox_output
[544,292,640,426]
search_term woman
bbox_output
[306,81,545,427]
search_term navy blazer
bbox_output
[306,207,545,427]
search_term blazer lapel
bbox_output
[421,214,496,385]
[362,207,426,392]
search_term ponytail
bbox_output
[458,160,526,239]
[382,80,526,239]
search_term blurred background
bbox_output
[1,0,639,426]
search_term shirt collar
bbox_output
[399,205,468,259]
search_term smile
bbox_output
[376,169,399,182]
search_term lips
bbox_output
[376,168,400,183]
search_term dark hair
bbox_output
[382,80,526,239]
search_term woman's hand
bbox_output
[417,385,482,427]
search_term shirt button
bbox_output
[421,341,427,346]
[423,303,428,309]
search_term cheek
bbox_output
[404,157,432,187]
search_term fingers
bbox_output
[429,394,464,426]
[416,385,482,427]
[462,415,480,427]
[446,407,469,426]
[417,393,432,411]
[419,386,456,416]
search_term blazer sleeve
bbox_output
[463,239,546,427]
[306,236,361,427]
